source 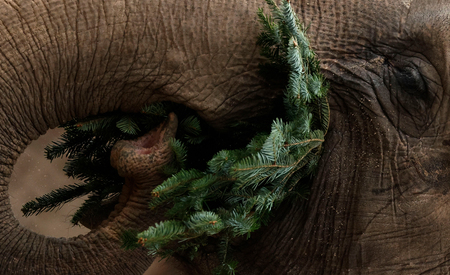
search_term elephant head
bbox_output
[1,0,450,274]
[0,0,281,274]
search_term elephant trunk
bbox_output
[0,0,185,272]
[102,112,178,233]
[0,0,282,273]
[1,160,154,273]
[0,114,178,274]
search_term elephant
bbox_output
[1,0,450,274]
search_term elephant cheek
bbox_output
[409,150,450,196]
[390,148,450,226]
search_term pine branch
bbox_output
[24,102,175,222]
[129,2,330,273]
[21,183,89,216]
[141,102,169,117]
[70,194,103,225]
[116,116,140,135]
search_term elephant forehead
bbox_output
[0,0,281,134]
[408,0,450,26]
[405,1,450,74]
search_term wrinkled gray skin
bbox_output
[1,0,449,274]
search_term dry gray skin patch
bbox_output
[9,128,90,238]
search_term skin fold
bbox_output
[1,0,450,274]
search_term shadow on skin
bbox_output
[144,257,186,275]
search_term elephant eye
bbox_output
[385,61,434,135]
[376,56,441,137]
[392,66,428,100]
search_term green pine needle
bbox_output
[21,183,89,216]
[141,102,168,117]
[116,116,140,135]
